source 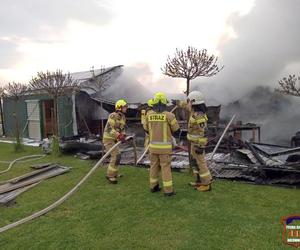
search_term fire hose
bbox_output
[0,136,133,234]
[208,114,236,176]
[0,155,46,175]
[137,144,150,164]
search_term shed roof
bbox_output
[71,65,123,84]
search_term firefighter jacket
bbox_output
[178,101,208,147]
[141,108,153,127]
[143,111,180,154]
[103,111,126,142]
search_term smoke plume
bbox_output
[192,0,300,144]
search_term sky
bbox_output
[1,0,300,143]
[1,0,300,104]
[0,0,255,89]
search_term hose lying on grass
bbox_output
[0,137,133,234]
[0,155,46,175]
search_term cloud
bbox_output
[0,0,112,69]
[0,0,112,37]
[0,39,22,68]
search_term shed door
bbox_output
[26,100,41,140]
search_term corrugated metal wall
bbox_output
[3,93,74,139]
[58,95,74,137]
[3,97,28,138]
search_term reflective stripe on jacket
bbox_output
[143,111,179,154]
[179,101,208,147]
[103,111,126,142]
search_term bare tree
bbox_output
[4,82,28,151]
[30,70,79,143]
[162,46,224,95]
[276,74,300,97]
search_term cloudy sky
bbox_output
[1,0,300,104]
[0,0,254,86]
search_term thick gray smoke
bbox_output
[101,65,186,103]
[223,86,300,145]
[101,65,153,103]
[197,0,300,103]
[192,0,300,144]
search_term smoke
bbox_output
[190,0,300,144]
[101,64,186,103]
[195,0,300,102]
[100,65,152,103]
[223,86,300,145]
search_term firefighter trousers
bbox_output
[149,153,173,193]
[190,143,212,184]
[104,140,121,178]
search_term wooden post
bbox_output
[252,128,256,142]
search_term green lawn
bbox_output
[0,142,299,250]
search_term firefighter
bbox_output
[143,92,180,196]
[141,98,154,149]
[103,99,128,184]
[173,91,212,191]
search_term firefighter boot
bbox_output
[106,176,118,184]
[197,184,211,192]
[164,191,176,197]
[150,184,161,193]
[189,173,201,187]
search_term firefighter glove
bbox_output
[117,133,126,143]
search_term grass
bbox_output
[0,142,299,249]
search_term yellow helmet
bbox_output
[147,98,154,107]
[115,99,128,110]
[153,92,168,105]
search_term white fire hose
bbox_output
[208,114,236,176]
[0,155,46,175]
[0,136,133,234]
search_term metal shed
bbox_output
[2,65,123,140]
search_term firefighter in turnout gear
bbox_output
[174,91,212,191]
[103,99,128,184]
[141,99,154,149]
[143,92,180,196]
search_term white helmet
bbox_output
[187,91,205,105]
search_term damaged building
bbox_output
[2,66,125,140]
[1,66,300,188]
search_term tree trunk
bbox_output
[186,78,190,96]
